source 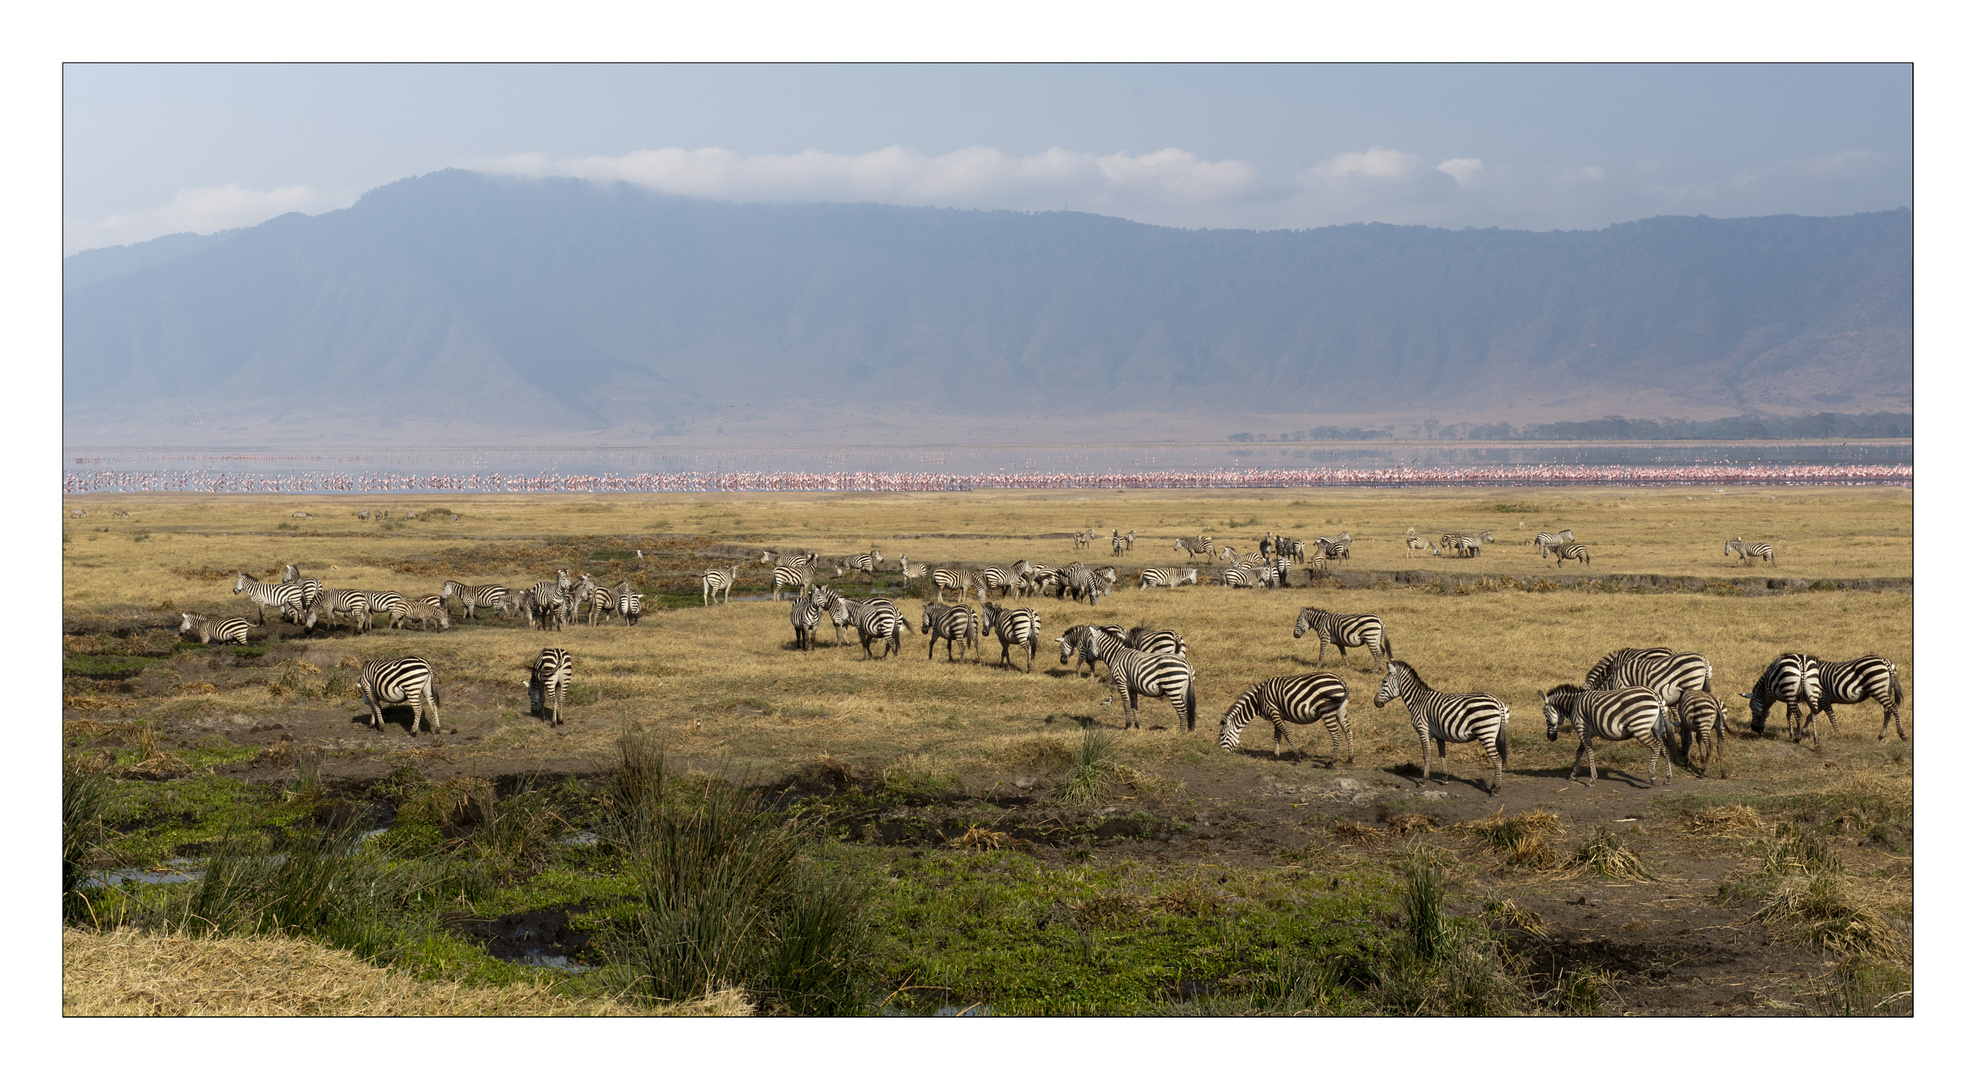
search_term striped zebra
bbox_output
[1215,564,1272,589]
[1258,533,1277,560]
[233,573,304,625]
[1553,543,1590,567]
[838,550,883,582]
[1093,624,1187,660]
[1373,660,1510,794]
[1137,567,1197,589]
[1531,530,1574,558]
[702,565,741,606]
[357,657,441,737]
[522,581,571,631]
[1541,684,1677,786]
[1292,608,1393,669]
[1673,689,1729,772]
[896,554,930,587]
[179,613,250,646]
[1219,673,1352,764]
[1064,565,1106,606]
[1112,532,1127,555]
[303,589,371,634]
[1173,536,1216,562]
[1744,654,1823,745]
[981,565,1022,598]
[1058,625,1197,732]
[580,581,624,626]
[1808,655,1906,741]
[1072,529,1094,549]
[1018,561,1064,598]
[527,647,573,726]
[360,591,412,630]
[981,602,1041,672]
[845,597,903,660]
[1404,535,1430,558]
[1281,538,1307,564]
[441,581,510,620]
[771,561,815,601]
[1583,647,1712,704]
[402,601,451,631]
[1725,537,1775,565]
[617,589,644,627]
[1316,533,1352,560]
[1439,533,1481,558]
[919,602,980,662]
[789,588,827,651]
[1120,529,1137,552]
[931,567,985,602]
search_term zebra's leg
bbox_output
[1418,730,1433,786]
[1435,737,1449,784]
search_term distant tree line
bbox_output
[1230,412,1911,443]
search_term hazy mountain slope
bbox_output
[63,170,1911,445]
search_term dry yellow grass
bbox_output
[62,927,752,1016]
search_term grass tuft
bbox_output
[1561,826,1651,881]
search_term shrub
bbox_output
[64,756,114,922]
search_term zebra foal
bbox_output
[1218,673,1352,764]
[1373,660,1509,794]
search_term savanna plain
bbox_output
[61,485,1913,1016]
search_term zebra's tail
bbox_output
[1184,677,1197,732]
[1380,631,1395,662]
[1890,663,1904,707]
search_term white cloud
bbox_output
[1307,147,1417,182]
[484,144,1258,216]
[65,184,354,254]
[1437,157,1485,185]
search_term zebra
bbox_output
[1094,624,1187,660]
[1807,655,1906,741]
[1213,565,1271,589]
[919,602,979,662]
[1373,660,1510,794]
[788,588,826,651]
[1744,654,1824,746]
[897,554,930,587]
[1258,533,1276,560]
[1405,535,1430,558]
[617,589,644,627]
[357,657,441,737]
[1112,532,1127,555]
[1478,530,1495,545]
[1541,684,1677,786]
[179,613,250,646]
[931,567,984,602]
[522,580,571,631]
[758,559,813,601]
[527,647,573,726]
[1726,537,1775,565]
[1137,567,1197,589]
[1583,648,1713,704]
[982,565,1022,598]
[1064,565,1105,606]
[400,600,451,631]
[232,573,304,625]
[845,597,903,660]
[1673,689,1729,772]
[1018,561,1064,598]
[1120,529,1136,552]
[839,550,883,582]
[1531,530,1574,558]
[1219,673,1353,764]
[1173,536,1215,562]
[702,565,741,606]
[442,581,510,619]
[981,602,1041,672]
[581,581,628,626]
[1072,528,1094,549]
[303,589,371,634]
[1316,533,1352,560]
[1553,543,1590,567]
[360,591,412,630]
[1440,533,1481,558]
[1292,608,1392,668]
[1282,538,1307,564]
[1058,625,1197,732]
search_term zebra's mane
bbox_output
[1543,683,1585,702]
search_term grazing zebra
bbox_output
[441,581,510,620]
[702,565,741,606]
[1725,537,1775,565]
[1373,660,1510,794]
[1173,536,1215,562]
[1215,565,1271,589]
[1808,655,1906,741]
[1553,543,1590,567]
[1439,533,1481,558]
[303,589,371,634]
[179,613,250,646]
[1137,567,1198,589]
[1058,625,1197,732]
[789,588,826,651]
[360,591,412,630]
[1064,565,1105,606]
[1583,648,1712,704]
[401,600,451,631]
[1673,689,1729,772]
[1292,608,1392,668]
[1542,684,1677,786]
[1743,654,1823,745]
[1478,530,1495,545]
[233,573,304,625]
[1531,530,1574,558]
[845,597,903,660]
[839,550,883,582]
[919,602,980,662]
[357,657,441,737]
[771,562,814,601]
[981,601,1041,672]
[1219,673,1353,764]
[527,647,573,726]
[931,567,985,603]
[1405,535,1430,558]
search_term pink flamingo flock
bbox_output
[64,462,1911,495]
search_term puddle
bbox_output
[86,858,205,887]
[443,907,595,973]
[561,830,600,846]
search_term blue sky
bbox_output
[63,63,1911,253]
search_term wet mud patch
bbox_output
[442,906,600,971]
